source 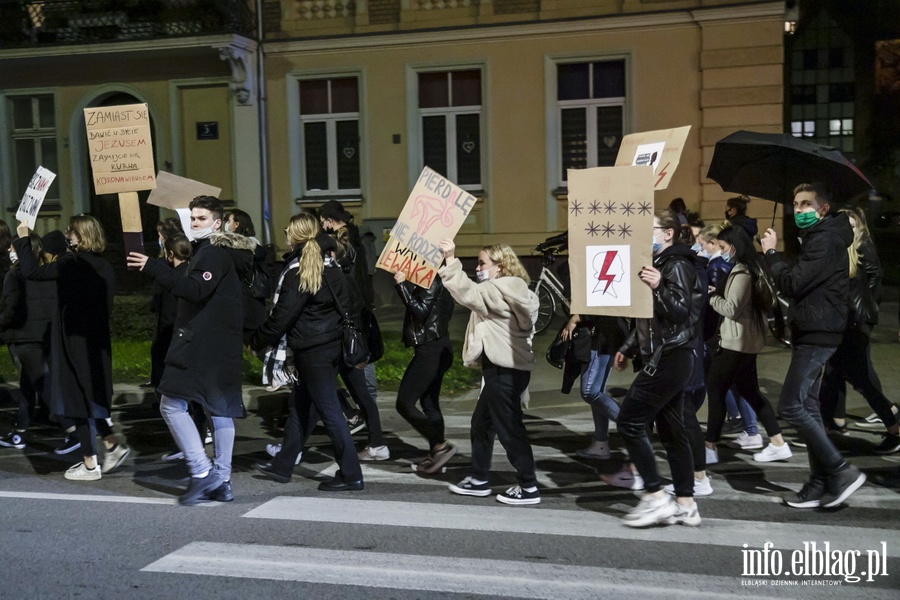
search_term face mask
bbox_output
[724,211,732,221]
[192,226,215,240]
[794,211,820,229]
[9,251,17,263]
[652,243,662,255]
[476,265,497,282]
[691,242,701,253]
[721,252,733,263]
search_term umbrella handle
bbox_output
[771,201,778,229]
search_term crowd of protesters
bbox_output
[0,184,896,523]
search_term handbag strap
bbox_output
[322,269,352,323]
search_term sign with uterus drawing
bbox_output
[376,166,478,289]
[567,166,654,318]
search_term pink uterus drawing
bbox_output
[411,194,455,235]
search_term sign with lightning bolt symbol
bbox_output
[597,249,618,293]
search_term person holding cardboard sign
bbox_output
[438,238,540,505]
[14,216,130,481]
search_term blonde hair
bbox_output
[286,212,323,294]
[840,208,871,279]
[483,244,530,285]
[67,214,106,253]
[698,223,723,243]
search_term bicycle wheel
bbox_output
[532,281,556,335]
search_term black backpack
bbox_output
[244,254,272,300]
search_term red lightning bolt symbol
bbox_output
[655,162,670,187]
[597,250,618,293]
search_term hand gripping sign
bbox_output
[16,167,56,230]
[376,167,478,289]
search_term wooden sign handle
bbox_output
[118,191,145,261]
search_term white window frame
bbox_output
[5,92,59,205]
[408,66,486,193]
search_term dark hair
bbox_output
[41,230,68,257]
[686,211,704,228]
[164,234,192,263]
[156,217,183,241]
[726,195,750,216]
[655,208,687,244]
[319,200,353,224]
[668,197,687,215]
[793,182,832,205]
[228,208,256,237]
[20,233,44,266]
[189,195,224,222]
[717,225,774,330]
[0,220,11,252]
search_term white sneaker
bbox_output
[664,476,713,497]
[858,404,899,428]
[666,501,702,526]
[265,443,302,465]
[601,468,644,491]
[728,432,764,450]
[65,462,101,481]
[358,445,390,461]
[622,494,677,527]
[101,444,130,474]
[161,449,185,461]
[705,447,719,465]
[753,442,793,462]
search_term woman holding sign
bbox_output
[437,239,540,505]
[14,216,129,481]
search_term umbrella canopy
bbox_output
[707,130,873,204]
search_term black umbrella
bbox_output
[707,130,873,205]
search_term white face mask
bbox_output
[476,265,497,283]
[9,251,17,263]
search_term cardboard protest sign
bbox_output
[16,167,56,229]
[567,166,654,318]
[614,125,691,190]
[376,167,478,289]
[84,103,156,194]
[148,171,221,210]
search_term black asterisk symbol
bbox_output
[620,202,635,216]
[585,221,600,237]
[603,201,617,215]
[589,200,602,215]
[570,200,583,216]
[601,222,616,237]
[618,223,633,238]
[638,201,652,215]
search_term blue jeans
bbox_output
[778,345,843,477]
[160,395,235,481]
[725,388,759,435]
[580,350,619,442]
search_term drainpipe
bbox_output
[256,0,273,246]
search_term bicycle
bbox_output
[530,233,570,335]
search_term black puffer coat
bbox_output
[619,243,702,361]
[143,238,245,418]
[14,237,114,419]
[765,212,853,347]
[396,276,454,348]
[209,231,267,332]
[0,267,56,345]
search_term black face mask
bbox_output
[724,210,732,220]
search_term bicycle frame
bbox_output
[536,266,570,312]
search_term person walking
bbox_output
[393,271,456,474]
[613,208,703,527]
[760,182,866,508]
[15,216,129,480]
[438,239,540,505]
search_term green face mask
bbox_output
[794,211,820,229]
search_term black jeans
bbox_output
[681,386,706,472]
[821,328,897,428]
[8,342,47,431]
[396,337,453,448]
[470,357,536,488]
[705,348,782,442]
[340,365,384,448]
[74,418,114,457]
[295,340,363,482]
[618,347,694,496]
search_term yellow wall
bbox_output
[179,84,234,202]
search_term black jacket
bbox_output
[210,232,267,331]
[396,276,454,348]
[765,212,853,347]
[333,222,375,308]
[619,244,701,361]
[0,267,56,345]
[143,238,245,418]
[848,240,882,330]
[249,241,353,355]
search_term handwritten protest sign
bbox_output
[16,167,56,229]
[568,166,654,318]
[614,126,691,190]
[84,103,156,194]
[376,167,478,289]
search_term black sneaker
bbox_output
[722,416,744,436]
[179,472,224,506]
[212,480,234,502]
[253,461,292,484]
[54,434,81,455]
[496,485,540,505]
[821,465,866,508]
[448,476,492,497]
[873,433,900,455]
[784,476,826,508]
[0,431,26,449]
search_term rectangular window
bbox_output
[417,69,482,188]
[790,120,816,138]
[9,94,59,204]
[299,77,361,195]
[556,59,625,184]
